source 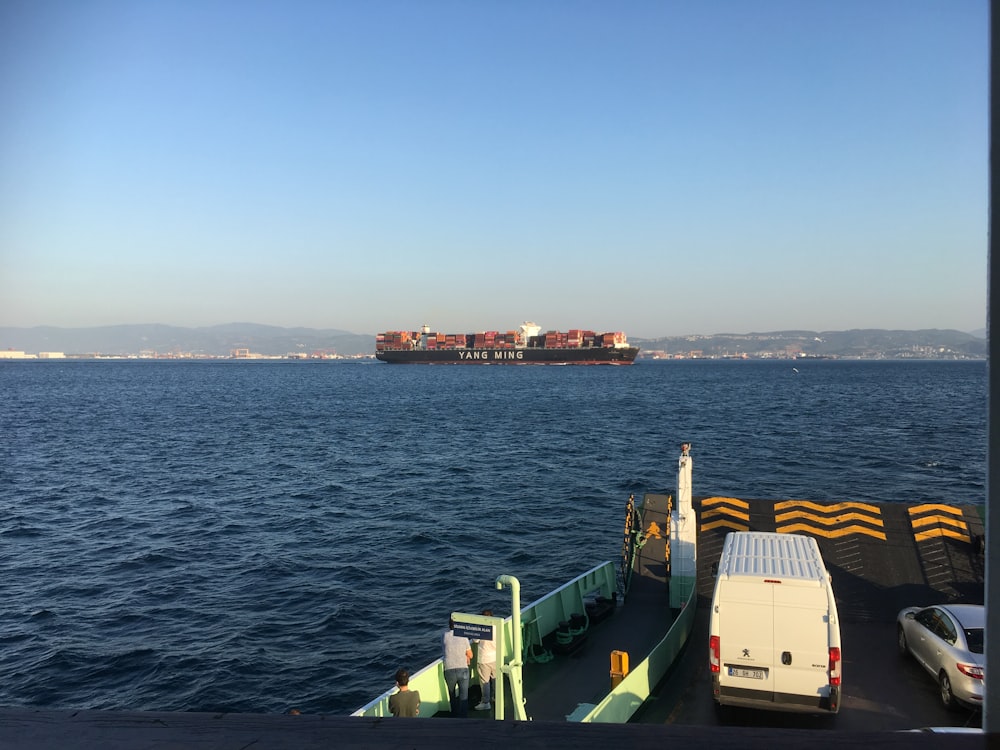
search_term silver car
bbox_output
[896,604,985,710]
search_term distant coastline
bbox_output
[0,323,986,361]
[0,351,374,362]
[637,328,985,361]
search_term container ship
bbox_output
[375,322,639,365]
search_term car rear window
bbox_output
[965,628,984,654]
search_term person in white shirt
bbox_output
[473,609,496,712]
[442,618,473,717]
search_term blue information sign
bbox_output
[453,622,494,640]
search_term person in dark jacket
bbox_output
[388,668,420,717]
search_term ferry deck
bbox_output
[1,496,987,748]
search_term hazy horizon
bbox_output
[0,319,987,340]
[1,1,987,339]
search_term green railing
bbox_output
[350,561,618,719]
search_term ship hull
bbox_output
[375,346,639,365]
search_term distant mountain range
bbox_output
[0,323,372,357]
[636,328,986,359]
[0,323,987,359]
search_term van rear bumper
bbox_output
[713,676,840,714]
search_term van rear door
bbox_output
[718,580,774,701]
[771,584,831,709]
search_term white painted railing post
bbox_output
[670,443,696,609]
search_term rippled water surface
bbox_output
[0,359,986,713]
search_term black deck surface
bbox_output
[694,496,985,621]
[637,496,986,732]
[519,493,674,720]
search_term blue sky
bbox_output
[0,0,988,338]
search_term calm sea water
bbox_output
[0,360,986,714]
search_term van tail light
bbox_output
[828,647,842,686]
[710,636,720,674]
[956,663,984,680]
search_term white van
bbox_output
[709,531,842,714]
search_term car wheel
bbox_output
[897,626,908,656]
[939,671,955,709]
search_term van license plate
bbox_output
[728,667,765,680]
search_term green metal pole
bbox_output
[495,575,527,720]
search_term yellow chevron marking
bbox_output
[701,518,750,533]
[774,500,882,515]
[910,515,969,531]
[909,504,965,517]
[702,496,749,509]
[774,510,884,527]
[776,523,887,541]
[914,527,971,543]
[702,506,750,521]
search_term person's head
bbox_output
[448,617,455,630]
[395,668,410,687]
[482,609,492,617]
